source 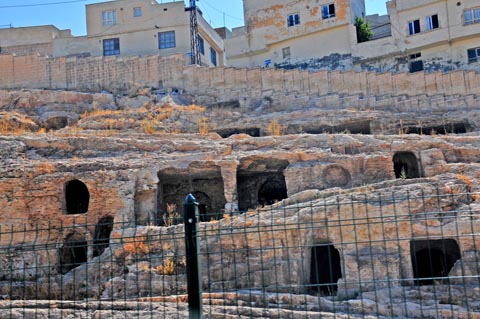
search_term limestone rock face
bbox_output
[0,87,480,317]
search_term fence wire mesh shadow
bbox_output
[0,187,480,318]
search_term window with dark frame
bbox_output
[103,38,120,56]
[198,36,205,55]
[409,52,423,73]
[158,31,176,49]
[287,13,300,27]
[426,14,439,30]
[467,47,480,63]
[210,47,217,66]
[464,8,480,25]
[322,4,336,19]
[282,47,291,59]
[408,19,421,35]
[133,7,142,17]
[102,10,117,26]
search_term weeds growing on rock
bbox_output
[267,119,285,136]
[115,236,150,259]
[456,174,473,192]
[165,203,180,226]
[197,117,210,135]
[155,258,176,275]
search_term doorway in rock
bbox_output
[157,162,226,225]
[323,165,352,188]
[59,234,88,274]
[65,180,90,214]
[93,216,114,257]
[310,244,342,296]
[407,122,470,135]
[237,158,289,211]
[257,179,288,207]
[410,239,461,286]
[192,191,213,222]
[215,127,261,138]
[393,152,421,179]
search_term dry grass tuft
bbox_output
[164,203,180,226]
[456,174,473,192]
[267,119,285,136]
[115,236,150,259]
[197,117,210,135]
[141,119,158,134]
[155,258,176,275]
[80,108,124,119]
[0,112,37,134]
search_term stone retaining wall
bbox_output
[1,53,480,101]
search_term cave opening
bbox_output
[59,234,88,274]
[65,180,90,214]
[410,239,461,286]
[45,116,69,130]
[393,152,421,179]
[407,122,470,135]
[310,244,342,296]
[92,216,114,257]
[157,163,226,225]
[191,191,213,222]
[323,165,352,188]
[257,179,288,207]
[237,158,289,211]
[287,121,372,135]
[215,127,261,138]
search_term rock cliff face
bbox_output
[1,88,480,317]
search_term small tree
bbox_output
[355,16,373,43]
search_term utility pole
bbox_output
[188,0,201,65]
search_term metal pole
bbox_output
[189,0,201,65]
[183,194,203,319]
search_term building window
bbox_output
[426,14,439,30]
[467,47,480,63]
[133,7,142,17]
[158,31,176,49]
[198,36,205,55]
[210,47,217,66]
[102,10,117,26]
[408,19,421,35]
[464,8,480,25]
[322,4,336,19]
[282,47,291,59]
[287,13,300,27]
[409,52,423,73]
[103,38,120,56]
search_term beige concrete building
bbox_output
[2,0,480,73]
[225,0,366,69]
[1,0,224,67]
[355,0,480,73]
[0,25,72,56]
[54,0,224,66]
[226,0,480,73]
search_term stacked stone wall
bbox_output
[0,43,53,56]
[1,53,480,99]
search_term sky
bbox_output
[0,0,388,36]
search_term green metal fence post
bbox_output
[184,194,203,319]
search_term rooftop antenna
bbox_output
[188,0,201,65]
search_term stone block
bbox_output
[246,68,261,91]
[330,71,345,93]
[309,70,329,95]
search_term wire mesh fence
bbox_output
[0,186,479,318]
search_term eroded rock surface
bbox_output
[0,88,480,318]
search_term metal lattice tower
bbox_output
[189,0,201,65]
